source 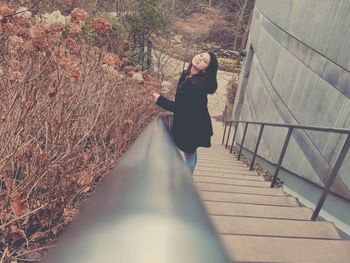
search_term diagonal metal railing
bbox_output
[44,116,231,263]
[222,120,350,221]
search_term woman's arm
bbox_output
[156,88,204,114]
[153,71,187,113]
[156,96,176,112]
[153,71,206,114]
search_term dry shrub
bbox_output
[224,75,239,120]
[203,25,236,48]
[0,5,159,261]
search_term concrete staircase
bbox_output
[194,145,350,263]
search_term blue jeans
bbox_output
[184,151,197,174]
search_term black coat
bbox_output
[156,71,213,153]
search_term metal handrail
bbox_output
[224,120,350,134]
[44,116,231,263]
[222,119,350,221]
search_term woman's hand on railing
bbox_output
[152,92,160,102]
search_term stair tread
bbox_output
[204,201,312,220]
[197,156,237,161]
[196,162,247,168]
[194,175,270,187]
[193,171,264,181]
[195,182,285,196]
[221,235,350,262]
[210,215,340,239]
[198,149,234,154]
[197,166,253,173]
[195,167,258,176]
[199,191,299,207]
[196,145,349,263]
[196,159,244,165]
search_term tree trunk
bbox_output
[234,0,248,50]
[233,35,238,51]
[172,0,176,10]
[240,6,254,50]
[116,0,120,15]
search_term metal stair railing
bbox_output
[44,116,231,263]
[222,120,350,221]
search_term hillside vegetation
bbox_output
[0,3,161,261]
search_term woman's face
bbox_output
[192,53,211,71]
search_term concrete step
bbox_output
[197,158,241,165]
[195,166,254,174]
[195,167,258,176]
[197,152,237,158]
[193,170,264,181]
[204,201,313,220]
[194,175,270,188]
[196,144,350,263]
[199,191,299,207]
[198,148,233,155]
[198,148,236,154]
[197,150,236,156]
[196,161,247,168]
[221,235,350,262]
[196,157,246,165]
[211,215,340,239]
[197,151,235,157]
[195,182,285,196]
[197,157,242,165]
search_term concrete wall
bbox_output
[234,0,350,230]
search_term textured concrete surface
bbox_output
[198,190,299,206]
[211,215,341,239]
[222,235,350,263]
[233,0,350,235]
[194,170,265,181]
[256,0,350,72]
[193,175,270,187]
[204,201,313,220]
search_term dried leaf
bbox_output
[77,171,92,186]
[30,231,44,240]
[82,152,90,162]
[81,186,91,193]
[8,224,26,239]
[11,194,24,217]
[63,207,78,222]
[8,225,21,234]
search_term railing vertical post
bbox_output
[237,123,249,160]
[225,123,232,149]
[311,133,350,221]
[222,122,228,145]
[230,121,239,154]
[250,124,264,171]
[270,127,293,187]
[222,104,227,127]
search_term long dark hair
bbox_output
[185,51,218,94]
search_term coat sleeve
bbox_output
[156,90,203,114]
[156,96,176,112]
[155,71,206,114]
[155,71,188,113]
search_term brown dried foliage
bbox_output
[70,7,87,23]
[0,6,159,262]
[90,17,112,34]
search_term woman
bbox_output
[153,52,218,173]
